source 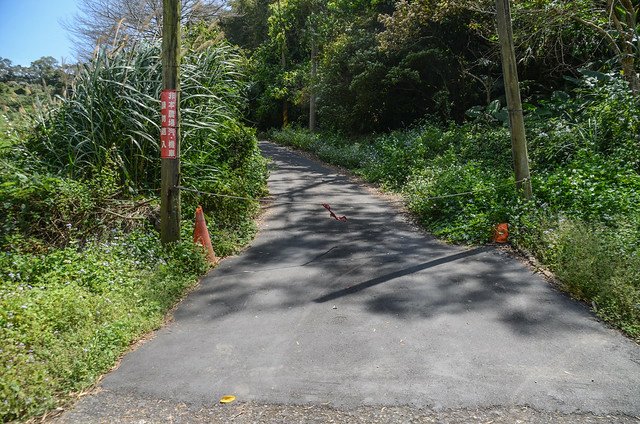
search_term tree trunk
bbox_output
[309,37,317,132]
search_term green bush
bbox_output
[314,139,367,170]
[526,72,640,172]
[269,126,319,150]
[537,155,640,223]
[544,221,640,339]
[0,230,208,421]
[0,160,125,248]
[404,153,515,243]
[358,129,428,189]
[269,126,368,170]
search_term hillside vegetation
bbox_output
[0,33,267,421]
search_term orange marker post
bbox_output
[193,206,218,265]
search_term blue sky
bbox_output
[0,0,79,66]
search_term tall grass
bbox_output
[26,41,250,192]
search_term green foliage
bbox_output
[358,127,434,189]
[218,0,640,136]
[230,0,331,128]
[543,221,640,339]
[527,72,640,172]
[0,230,209,421]
[404,157,515,243]
[537,155,640,223]
[270,126,368,169]
[312,5,478,133]
[269,125,319,149]
[226,0,620,134]
[0,171,94,248]
[181,121,268,232]
[572,72,640,169]
[0,146,159,252]
[221,0,271,50]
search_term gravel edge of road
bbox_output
[52,391,640,423]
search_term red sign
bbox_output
[160,89,178,158]
[160,127,177,159]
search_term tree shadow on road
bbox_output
[313,247,488,303]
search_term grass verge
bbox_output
[0,227,212,421]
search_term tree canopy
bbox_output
[65,0,226,58]
[219,0,636,133]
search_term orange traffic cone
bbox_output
[493,223,509,243]
[194,206,218,265]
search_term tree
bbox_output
[65,0,226,58]
[319,0,488,130]
[549,0,640,92]
[220,0,271,50]
[0,58,14,83]
[30,57,61,86]
[0,56,67,93]
[244,0,319,128]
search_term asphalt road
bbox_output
[57,141,640,422]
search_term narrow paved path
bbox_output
[58,142,640,422]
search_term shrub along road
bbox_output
[57,142,640,422]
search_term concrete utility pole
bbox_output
[160,0,181,243]
[495,0,532,199]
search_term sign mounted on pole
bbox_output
[160,89,178,159]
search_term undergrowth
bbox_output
[0,229,209,420]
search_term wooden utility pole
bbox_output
[495,0,532,199]
[309,36,317,132]
[161,0,181,243]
